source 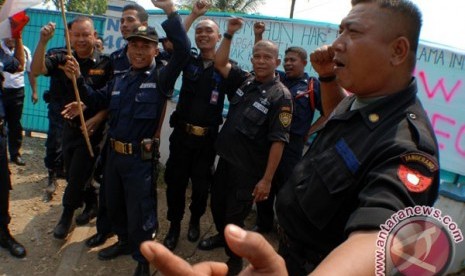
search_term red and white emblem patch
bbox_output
[397,164,433,193]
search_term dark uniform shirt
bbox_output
[156,49,171,66]
[110,45,130,77]
[45,48,113,122]
[44,47,68,103]
[216,66,293,178]
[280,73,322,136]
[276,79,439,257]
[0,45,19,216]
[0,48,20,104]
[0,50,19,117]
[174,55,228,127]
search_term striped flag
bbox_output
[0,0,42,39]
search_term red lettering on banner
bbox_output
[429,112,465,158]
[432,113,455,150]
[456,126,465,157]
[418,71,462,103]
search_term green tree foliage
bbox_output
[44,0,107,15]
[178,0,264,14]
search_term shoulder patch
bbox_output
[279,112,292,128]
[397,164,433,193]
[400,152,438,173]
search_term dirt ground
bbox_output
[1,135,279,276]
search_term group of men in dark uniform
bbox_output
[140,0,441,276]
[3,0,442,275]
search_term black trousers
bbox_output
[164,127,217,223]
[44,100,64,171]
[104,148,157,263]
[0,134,12,226]
[62,124,97,210]
[2,88,24,159]
[210,158,259,260]
[256,134,305,229]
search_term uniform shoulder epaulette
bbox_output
[190,47,199,58]
[405,103,438,155]
[277,81,292,100]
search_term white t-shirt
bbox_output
[0,41,32,89]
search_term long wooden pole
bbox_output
[58,0,94,157]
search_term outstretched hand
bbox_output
[141,224,288,276]
[61,101,86,121]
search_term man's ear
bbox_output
[390,36,409,66]
[276,58,281,67]
[142,22,148,27]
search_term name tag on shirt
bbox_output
[89,69,105,75]
[140,83,157,89]
[296,90,308,97]
[111,91,120,96]
[210,89,219,105]
[253,101,268,114]
[236,89,244,97]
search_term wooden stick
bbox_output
[58,0,94,157]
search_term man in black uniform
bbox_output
[69,0,191,274]
[0,22,27,259]
[198,17,293,274]
[252,22,343,233]
[38,23,73,202]
[162,0,223,251]
[31,16,113,239]
[274,0,440,275]
[40,46,68,202]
